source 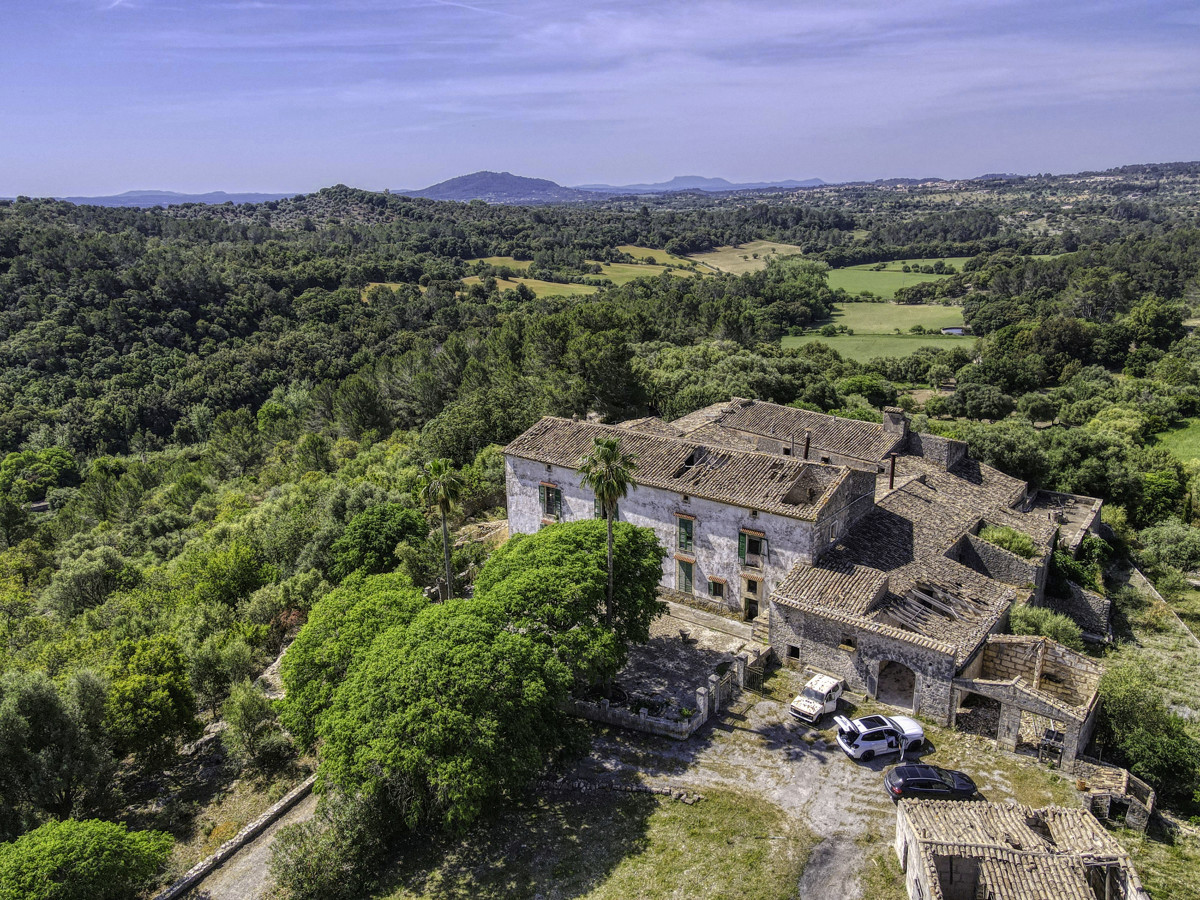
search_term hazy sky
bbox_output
[3,0,1198,195]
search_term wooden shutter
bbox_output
[539,484,546,514]
[738,531,747,564]
[554,488,563,519]
[762,536,769,561]
[594,497,602,518]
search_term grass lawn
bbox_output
[1156,416,1200,462]
[826,259,969,300]
[781,332,968,362]
[460,275,599,299]
[617,245,695,267]
[1113,825,1200,899]
[689,240,806,275]
[373,788,813,900]
[822,301,964,333]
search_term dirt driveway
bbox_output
[571,670,903,900]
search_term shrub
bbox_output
[1008,604,1084,651]
[1097,663,1200,811]
[222,680,294,770]
[979,525,1037,559]
[0,818,171,900]
[269,792,391,900]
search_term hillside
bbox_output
[396,171,599,204]
[575,175,825,192]
[58,189,296,207]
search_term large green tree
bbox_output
[474,518,666,669]
[279,572,427,750]
[104,635,199,760]
[317,598,575,831]
[329,503,427,582]
[0,818,171,900]
[576,436,639,625]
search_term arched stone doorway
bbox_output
[876,660,917,710]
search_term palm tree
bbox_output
[577,436,638,626]
[421,458,465,601]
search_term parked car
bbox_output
[884,764,977,801]
[833,714,924,761]
[789,674,843,724]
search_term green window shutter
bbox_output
[679,560,693,593]
[594,497,602,519]
[539,484,546,514]
[738,531,747,564]
[554,489,563,519]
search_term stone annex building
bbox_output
[503,399,1104,732]
[894,799,1147,900]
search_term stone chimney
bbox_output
[882,407,908,438]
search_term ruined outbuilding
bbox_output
[954,634,1102,770]
[895,800,1148,900]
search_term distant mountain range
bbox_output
[574,175,824,193]
[57,190,296,208]
[395,171,826,204]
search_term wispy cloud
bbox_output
[2,0,1198,194]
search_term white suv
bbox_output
[834,714,924,761]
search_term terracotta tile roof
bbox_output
[505,417,847,521]
[671,398,905,462]
[901,800,1141,900]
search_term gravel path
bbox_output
[187,792,319,900]
[576,681,898,900]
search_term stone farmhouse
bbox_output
[894,799,1147,900]
[503,398,1103,731]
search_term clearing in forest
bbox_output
[617,245,696,267]
[689,240,807,274]
[459,275,600,298]
[1155,416,1200,462]
[825,257,970,299]
[781,301,968,361]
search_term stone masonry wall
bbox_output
[770,602,957,724]
[958,533,1043,592]
[906,432,968,470]
[506,454,817,617]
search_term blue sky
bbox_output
[2,0,1198,195]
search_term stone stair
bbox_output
[751,613,770,645]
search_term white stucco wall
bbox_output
[505,453,819,617]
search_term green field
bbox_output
[826,257,971,299]
[461,274,599,299]
[689,240,806,275]
[780,301,968,360]
[822,301,964,332]
[617,245,695,267]
[598,262,694,285]
[1156,417,1200,461]
[781,332,968,361]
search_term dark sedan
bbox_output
[883,764,978,801]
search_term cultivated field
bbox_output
[460,274,599,299]
[617,244,696,267]
[599,262,696,285]
[781,301,968,361]
[689,240,806,274]
[826,258,971,299]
